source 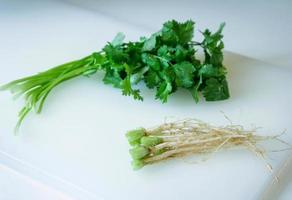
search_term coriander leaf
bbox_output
[173,61,195,88]
[157,45,169,57]
[210,48,223,66]
[103,44,128,64]
[157,45,172,68]
[174,45,189,62]
[190,85,199,103]
[159,67,176,83]
[155,81,172,103]
[202,23,225,66]
[121,76,143,100]
[190,74,203,103]
[111,32,125,47]
[161,20,178,45]
[216,22,225,36]
[121,64,143,100]
[130,66,149,84]
[144,70,161,88]
[125,42,143,66]
[141,53,160,71]
[103,68,123,88]
[161,20,194,46]
[142,34,157,52]
[199,64,227,78]
[199,64,219,78]
[177,20,195,45]
[202,78,230,101]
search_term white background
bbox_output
[0,0,292,199]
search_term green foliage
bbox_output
[111,32,125,46]
[161,20,195,45]
[155,81,172,103]
[202,78,230,101]
[1,20,230,131]
[173,61,196,88]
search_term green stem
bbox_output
[2,54,102,132]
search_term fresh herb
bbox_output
[126,119,285,170]
[1,20,229,131]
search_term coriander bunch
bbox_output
[1,20,229,130]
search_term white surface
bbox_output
[0,163,73,200]
[0,1,292,200]
[260,152,292,200]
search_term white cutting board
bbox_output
[0,1,292,200]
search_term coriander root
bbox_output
[126,119,283,170]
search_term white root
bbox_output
[141,119,288,168]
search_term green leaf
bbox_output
[157,45,169,57]
[177,20,195,45]
[125,42,143,66]
[111,32,125,47]
[199,64,227,78]
[103,44,128,64]
[103,68,123,88]
[130,66,149,85]
[210,49,223,65]
[199,64,218,77]
[174,45,188,62]
[173,61,195,88]
[141,53,160,71]
[202,78,230,101]
[190,74,203,103]
[190,86,199,103]
[161,20,178,45]
[121,76,143,100]
[142,34,157,51]
[121,64,143,101]
[161,20,195,46]
[144,70,161,88]
[157,45,172,68]
[201,23,225,66]
[155,81,172,103]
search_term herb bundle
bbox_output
[1,20,229,130]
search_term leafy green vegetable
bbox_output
[142,33,157,51]
[111,32,125,46]
[202,78,230,101]
[173,61,196,88]
[0,20,230,131]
